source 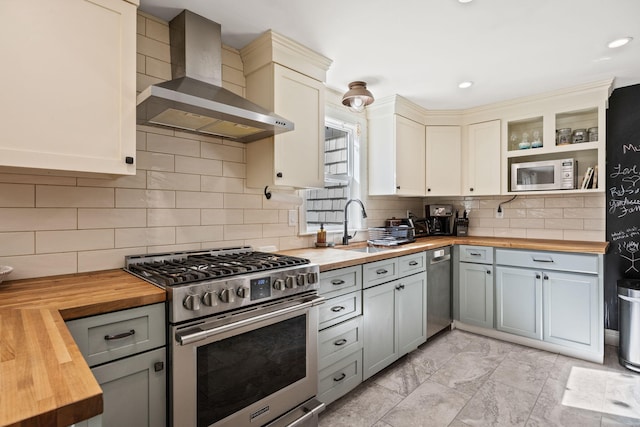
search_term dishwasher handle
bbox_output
[430,254,451,264]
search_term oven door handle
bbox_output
[177,295,325,346]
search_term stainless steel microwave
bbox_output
[511,158,577,191]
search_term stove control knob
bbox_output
[183,294,201,311]
[307,272,318,284]
[219,288,235,303]
[273,279,286,291]
[285,275,296,289]
[202,291,218,306]
[236,286,249,299]
[296,273,306,286]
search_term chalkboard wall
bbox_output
[605,83,640,330]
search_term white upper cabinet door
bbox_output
[425,126,461,196]
[394,115,426,196]
[464,120,501,196]
[0,0,137,175]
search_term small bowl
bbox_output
[0,266,13,284]
[518,141,531,149]
[531,140,543,148]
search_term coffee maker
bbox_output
[425,204,454,236]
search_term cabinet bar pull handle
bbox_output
[104,329,135,341]
[409,261,419,266]
[331,306,345,312]
[331,279,346,285]
[333,373,346,382]
[334,338,348,346]
[536,274,541,279]
[544,275,549,280]
[376,269,388,275]
[469,252,481,256]
[486,270,491,275]
[532,257,554,263]
[396,284,405,290]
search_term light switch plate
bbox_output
[288,210,297,226]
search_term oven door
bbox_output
[171,293,324,427]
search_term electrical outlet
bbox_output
[496,209,504,219]
[288,210,297,226]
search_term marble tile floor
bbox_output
[318,329,640,427]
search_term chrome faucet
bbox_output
[342,199,368,245]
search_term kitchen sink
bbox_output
[344,246,395,254]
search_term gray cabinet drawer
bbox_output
[319,265,362,299]
[66,303,166,367]
[317,350,362,405]
[319,291,362,330]
[363,258,398,288]
[460,245,494,264]
[398,252,426,277]
[318,316,363,370]
[495,249,598,274]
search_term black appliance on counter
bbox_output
[424,204,454,236]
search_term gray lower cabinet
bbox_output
[495,248,602,355]
[495,266,543,340]
[66,303,166,427]
[457,245,494,329]
[363,252,426,380]
[317,265,363,405]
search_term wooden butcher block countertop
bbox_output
[281,236,609,271]
[0,269,165,427]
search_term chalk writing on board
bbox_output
[611,226,640,242]
[609,197,640,218]
[618,241,640,273]
[623,143,640,154]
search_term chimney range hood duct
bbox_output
[136,10,294,143]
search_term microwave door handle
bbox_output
[176,295,325,345]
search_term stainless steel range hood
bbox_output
[137,10,293,143]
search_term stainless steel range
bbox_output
[125,247,325,427]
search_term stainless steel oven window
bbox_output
[196,315,307,427]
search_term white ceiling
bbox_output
[138,0,640,110]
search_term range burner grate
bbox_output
[125,247,310,287]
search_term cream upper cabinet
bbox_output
[241,31,332,189]
[368,96,427,196]
[425,126,461,196]
[464,120,501,196]
[0,0,138,175]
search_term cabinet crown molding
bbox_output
[367,94,428,125]
[240,30,332,81]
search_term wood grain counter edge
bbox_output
[0,270,166,427]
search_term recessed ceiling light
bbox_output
[458,0,473,3]
[458,81,473,89]
[608,37,633,49]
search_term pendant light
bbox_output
[342,81,374,113]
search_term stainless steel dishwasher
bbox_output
[426,246,452,338]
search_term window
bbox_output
[303,118,361,233]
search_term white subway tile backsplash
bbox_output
[263,224,296,238]
[78,247,146,272]
[201,209,244,225]
[563,229,605,241]
[0,232,34,256]
[147,208,200,227]
[0,252,77,280]
[78,209,146,229]
[147,243,202,253]
[36,186,114,208]
[0,208,76,232]
[527,208,564,219]
[136,151,174,172]
[147,132,201,157]
[201,176,245,193]
[115,227,175,248]
[201,142,244,163]
[224,224,262,240]
[147,171,200,191]
[563,207,605,219]
[222,162,246,178]
[0,183,34,207]
[77,171,147,189]
[137,130,147,151]
[545,218,584,230]
[176,225,223,244]
[36,229,114,254]
[545,196,584,208]
[176,192,223,209]
[175,156,223,176]
[224,194,262,209]
[244,210,279,224]
[0,172,76,186]
[136,33,170,62]
[116,189,175,208]
[145,18,170,44]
